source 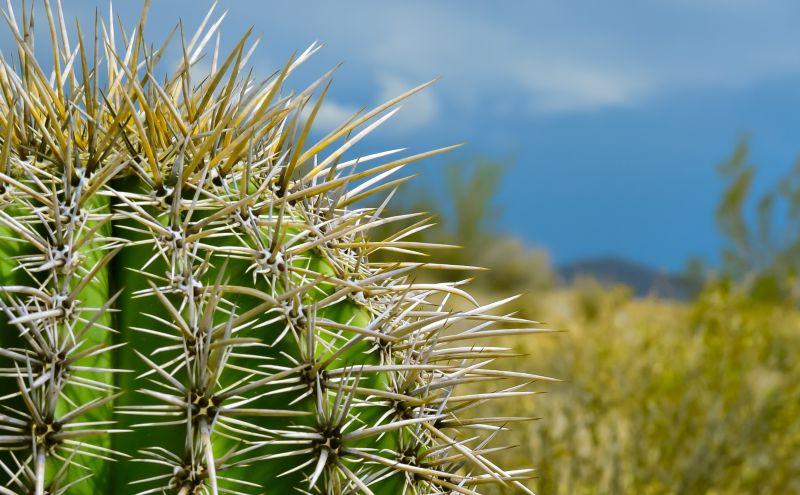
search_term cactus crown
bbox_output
[0,1,546,494]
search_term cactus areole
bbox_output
[0,2,546,494]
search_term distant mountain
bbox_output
[558,256,696,300]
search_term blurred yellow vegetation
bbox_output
[470,282,800,494]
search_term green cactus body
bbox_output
[0,2,546,494]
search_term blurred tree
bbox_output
[482,237,556,292]
[376,157,555,292]
[674,255,709,299]
[715,137,800,302]
[443,157,505,266]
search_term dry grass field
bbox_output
[465,282,800,494]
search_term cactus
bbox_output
[0,2,548,494]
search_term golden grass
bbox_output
[468,282,800,494]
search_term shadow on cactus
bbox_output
[0,1,551,494]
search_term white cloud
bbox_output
[300,74,439,135]
[108,0,800,117]
[363,12,649,114]
[252,0,800,115]
[288,2,656,114]
[375,73,439,131]
[309,100,360,132]
[509,64,651,114]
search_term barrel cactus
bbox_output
[0,2,547,494]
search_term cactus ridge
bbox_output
[0,2,548,494]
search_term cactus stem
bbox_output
[0,2,544,493]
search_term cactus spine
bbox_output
[0,2,547,494]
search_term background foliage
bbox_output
[397,151,800,494]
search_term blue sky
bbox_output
[21,0,800,269]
